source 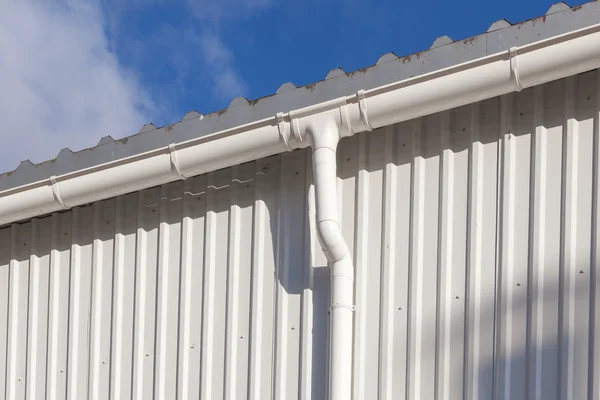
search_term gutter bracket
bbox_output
[291,118,303,143]
[357,90,373,131]
[49,176,69,209]
[168,144,188,180]
[276,112,293,151]
[339,103,353,136]
[509,47,523,92]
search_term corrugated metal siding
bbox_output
[2,69,600,399]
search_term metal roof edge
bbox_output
[1,1,599,191]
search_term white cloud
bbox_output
[0,0,154,172]
[185,1,276,102]
[199,33,247,101]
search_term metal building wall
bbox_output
[1,69,600,399]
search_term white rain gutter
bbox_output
[2,22,600,399]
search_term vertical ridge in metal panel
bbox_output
[352,131,369,400]
[200,172,217,400]
[408,117,426,400]
[132,188,160,400]
[527,84,549,400]
[225,166,242,399]
[413,114,441,399]
[273,153,288,400]
[154,182,183,399]
[26,219,40,400]
[365,127,385,397]
[496,93,515,400]
[248,163,264,399]
[155,185,170,399]
[467,99,498,399]
[178,180,194,400]
[67,208,82,399]
[249,156,278,400]
[111,197,126,399]
[587,70,600,399]
[500,87,532,399]
[248,161,266,399]
[0,225,9,399]
[177,176,206,399]
[590,68,600,400]
[466,103,483,399]
[7,222,30,400]
[225,162,254,399]
[299,150,314,400]
[391,121,413,399]
[571,72,594,399]
[280,150,307,399]
[47,212,71,400]
[89,199,117,400]
[338,135,356,398]
[111,193,138,400]
[436,110,455,400]
[378,124,398,400]
[273,150,307,399]
[560,76,579,400]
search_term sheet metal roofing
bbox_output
[1,1,599,191]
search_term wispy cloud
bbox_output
[186,0,275,102]
[0,0,153,171]
[199,32,247,101]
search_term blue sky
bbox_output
[0,0,588,171]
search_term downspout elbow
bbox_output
[316,219,350,264]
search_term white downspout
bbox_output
[307,120,354,400]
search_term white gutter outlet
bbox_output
[298,111,365,400]
[2,22,600,400]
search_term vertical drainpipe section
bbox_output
[280,95,368,399]
[310,122,354,400]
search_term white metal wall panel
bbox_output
[2,69,600,399]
